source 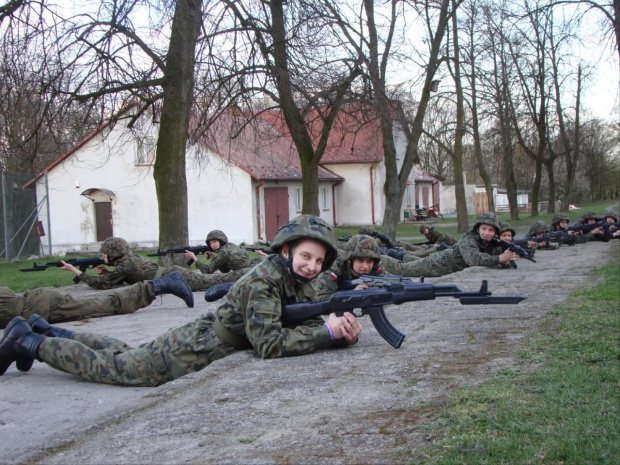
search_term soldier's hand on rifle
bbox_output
[94,265,109,275]
[498,249,517,265]
[527,240,537,249]
[204,251,215,260]
[59,260,81,277]
[326,312,362,344]
[184,250,198,263]
[254,250,270,257]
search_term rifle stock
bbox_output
[282,278,526,348]
[245,247,275,255]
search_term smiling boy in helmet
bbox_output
[380,212,516,277]
[313,234,385,299]
[184,230,254,274]
[1,215,361,385]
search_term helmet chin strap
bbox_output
[280,242,313,284]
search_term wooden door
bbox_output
[95,202,113,241]
[264,187,289,241]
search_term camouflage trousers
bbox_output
[381,251,462,277]
[37,314,237,386]
[0,282,155,329]
[162,266,249,292]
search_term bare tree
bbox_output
[0,0,204,257]
[460,0,495,213]
[208,0,360,216]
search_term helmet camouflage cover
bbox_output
[499,222,516,237]
[270,215,338,270]
[341,235,381,262]
[419,224,431,234]
[580,210,598,223]
[551,212,570,225]
[527,220,549,236]
[358,225,376,236]
[100,237,129,259]
[473,212,500,234]
[206,230,228,244]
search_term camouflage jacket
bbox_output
[196,242,252,274]
[79,252,159,290]
[426,228,458,246]
[312,256,385,300]
[216,254,344,359]
[452,229,502,268]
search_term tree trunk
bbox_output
[451,1,469,232]
[153,0,202,264]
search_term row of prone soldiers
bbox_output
[0,210,617,388]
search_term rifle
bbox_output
[337,236,352,242]
[147,245,211,266]
[489,238,536,269]
[411,240,432,246]
[513,231,577,248]
[567,221,620,235]
[245,246,275,255]
[281,278,526,348]
[20,257,105,284]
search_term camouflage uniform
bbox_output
[313,235,385,300]
[195,231,252,274]
[33,215,345,387]
[380,214,503,277]
[421,225,458,246]
[80,238,248,292]
[527,221,559,250]
[0,282,156,329]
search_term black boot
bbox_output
[204,282,234,302]
[152,272,194,308]
[28,314,75,339]
[0,317,46,375]
[387,248,406,261]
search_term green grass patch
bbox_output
[333,199,619,240]
[410,263,620,464]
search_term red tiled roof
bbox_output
[256,106,384,164]
[197,114,342,181]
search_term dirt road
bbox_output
[1,239,618,464]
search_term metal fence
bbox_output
[0,172,41,261]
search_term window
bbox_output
[321,187,329,210]
[295,188,302,212]
[136,137,157,165]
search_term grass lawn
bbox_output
[409,263,620,464]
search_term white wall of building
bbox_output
[441,184,477,215]
[35,123,259,255]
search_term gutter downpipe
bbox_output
[255,180,265,241]
[370,162,377,224]
[331,180,343,226]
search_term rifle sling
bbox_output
[213,318,252,350]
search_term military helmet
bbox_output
[206,230,228,244]
[499,222,516,238]
[603,212,618,222]
[551,212,570,226]
[527,220,549,236]
[270,215,338,270]
[341,235,381,262]
[419,224,431,234]
[580,210,598,223]
[100,237,129,259]
[473,212,500,234]
[358,225,376,236]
